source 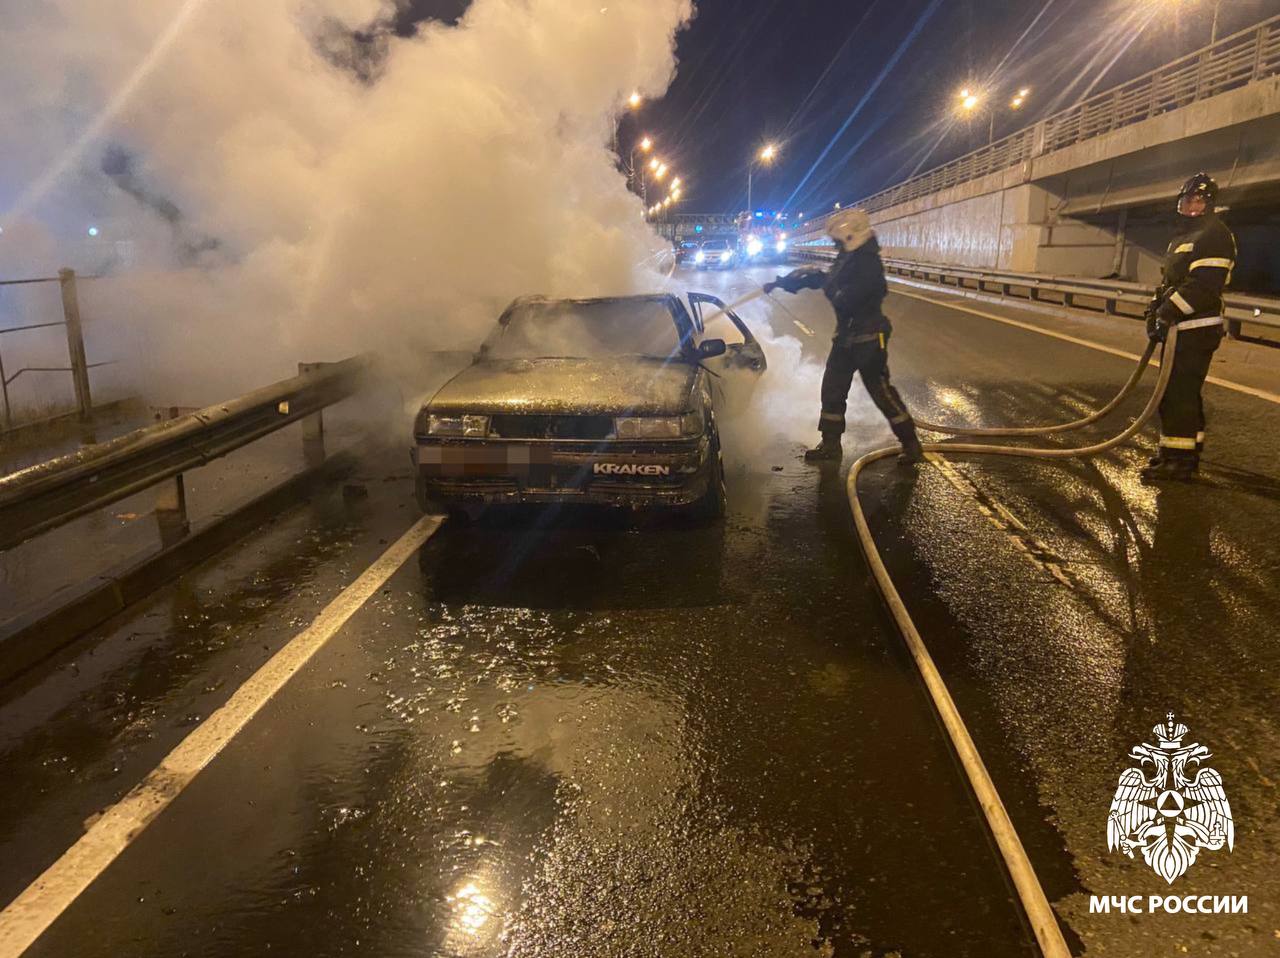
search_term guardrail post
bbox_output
[298,362,326,466]
[0,349,11,431]
[58,268,93,421]
[152,406,190,545]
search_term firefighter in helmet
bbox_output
[1142,172,1236,482]
[764,208,923,463]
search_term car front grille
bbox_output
[489,414,615,441]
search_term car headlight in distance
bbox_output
[775,239,787,253]
[694,250,705,263]
[614,411,703,440]
[427,413,489,437]
[746,236,763,257]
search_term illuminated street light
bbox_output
[655,163,668,180]
[670,176,681,188]
[959,87,981,112]
[631,136,656,203]
[649,157,661,171]
[1010,87,1030,109]
[627,91,643,109]
[748,142,779,213]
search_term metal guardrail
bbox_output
[825,14,1280,217]
[0,269,103,431]
[0,356,369,551]
[789,246,1280,336]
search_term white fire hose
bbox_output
[846,325,1179,958]
[759,279,1178,958]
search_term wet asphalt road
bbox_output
[2,264,1279,956]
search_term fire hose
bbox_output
[754,283,1180,958]
[847,325,1178,958]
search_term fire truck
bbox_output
[735,211,789,264]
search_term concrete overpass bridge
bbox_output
[799,14,1280,294]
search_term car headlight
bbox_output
[720,251,732,262]
[775,239,787,253]
[746,236,763,256]
[694,250,705,263]
[426,413,489,437]
[614,410,703,440]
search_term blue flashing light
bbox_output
[87,226,99,237]
[694,224,703,233]
[754,211,764,219]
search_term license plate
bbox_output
[418,443,554,476]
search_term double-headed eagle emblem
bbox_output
[1107,713,1234,883]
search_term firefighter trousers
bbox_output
[1157,326,1222,462]
[818,331,917,443]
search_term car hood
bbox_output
[426,356,698,416]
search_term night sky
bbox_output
[411,0,1271,215]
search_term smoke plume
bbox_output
[0,0,692,404]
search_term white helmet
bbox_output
[826,208,873,251]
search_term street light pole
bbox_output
[748,143,777,214]
[1210,0,1222,43]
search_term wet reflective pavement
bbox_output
[3,268,1279,956]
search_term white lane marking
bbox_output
[792,320,815,337]
[896,288,1280,407]
[0,514,443,958]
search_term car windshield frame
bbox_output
[483,295,697,361]
[700,239,730,250]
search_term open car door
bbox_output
[687,292,767,415]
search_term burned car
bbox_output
[413,293,765,519]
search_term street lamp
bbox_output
[957,87,995,143]
[631,135,655,202]
[747,142,778,215]
[1010,87,1030,109]
[627,91,643,110]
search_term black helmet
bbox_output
[1177,172,1217,214]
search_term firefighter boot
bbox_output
[1140,457,1198,483]
[804,436,843,462]
[894,423,925,465]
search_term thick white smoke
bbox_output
[0,0,691,404]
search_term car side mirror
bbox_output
[697,338,727,359]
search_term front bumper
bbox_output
[413,436,712,508]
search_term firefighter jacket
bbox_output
[774,236,891,339]
[1151,213,1237,333]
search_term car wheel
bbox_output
[688,430,727,522]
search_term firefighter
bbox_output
[1142,172,1236,482]
[764,208,923,463]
